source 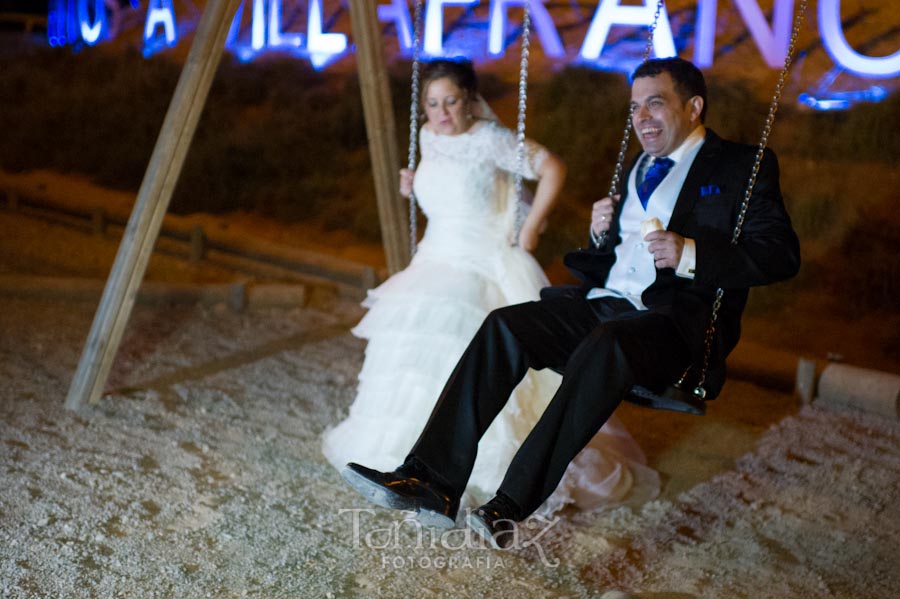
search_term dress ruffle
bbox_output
[322,249,659,514]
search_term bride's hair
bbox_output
[421,58,479,102]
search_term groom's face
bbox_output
[630,71,704,158]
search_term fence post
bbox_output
[6,191,19,211]
[190,225,206,262]
[91,207,107,234]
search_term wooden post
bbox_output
[91,207,106,235]
[64,0,242,410]
[348,0,411,274]
[360,265,378,290]
[189,224,206,262]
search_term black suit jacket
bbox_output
[559,129,800,399]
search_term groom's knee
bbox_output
[482,301,533,333]
[566,325,629,372]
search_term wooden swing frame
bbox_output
[64,0,806,412]
[65,0,409,410]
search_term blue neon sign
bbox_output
[143,0,177,56]
[77,0,107,45]
[45,1,900,104]
[819,0,900,78]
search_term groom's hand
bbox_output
[645,230,685,269]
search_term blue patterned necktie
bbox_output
[637,157,674,210]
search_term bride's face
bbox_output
[424,77,471,136]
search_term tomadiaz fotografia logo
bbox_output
[338,508,562,569]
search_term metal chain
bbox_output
[731,0,808,246]
[692,0,809,397]
[641,0,664,61]
[512,0,532,245]
[598,0,665,247]
[407,0,424,257]
[690,288,723,399]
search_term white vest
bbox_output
[592,136,705,309]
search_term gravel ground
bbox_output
[2,194,900,598]
[2,291,899,598]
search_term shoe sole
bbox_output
[465,512,505,550]
[341,467,455,529]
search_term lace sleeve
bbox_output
[485,121,549,181]
[418,126,434,161]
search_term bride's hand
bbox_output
[517,221,541,252]
[591,195,619,236]
[399,168,415,198]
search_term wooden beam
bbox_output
[348,0,411,274]
[64,0,242,410]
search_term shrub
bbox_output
[1,35,897,275]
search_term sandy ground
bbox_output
[2,200,900,598]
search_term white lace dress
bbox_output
[322,120,659,513]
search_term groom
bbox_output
[341,57,800,548]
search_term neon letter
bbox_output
[579,0,676,62]
[693,0,717,68]
[268,0,303,49]
[67,0,81,46]
[47,0,68,46]
[307,0,347,68]
[251,0,266,51]
[820,0,900,77]
[424,0,478,56]
[226,1,246,48]
[224,1,260,62]
[488,0,563,58]
[143,0,176,46]
[378,0,414,52]
[78,0,106,45]
[695,0,794,69]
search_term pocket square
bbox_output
[700,184,721,197]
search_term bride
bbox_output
[322,58,658,514]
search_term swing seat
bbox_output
[625,384,706,415]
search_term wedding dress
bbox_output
[323,120,659,514]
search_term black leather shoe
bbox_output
[341,462,458,529]
[466,493,522,549]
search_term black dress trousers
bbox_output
[410,294,691,517]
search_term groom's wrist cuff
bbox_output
[676,238,696,279]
